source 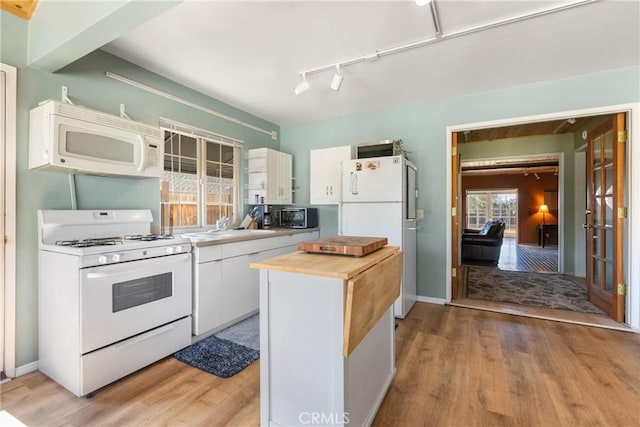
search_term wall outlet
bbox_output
[416,209,424,219]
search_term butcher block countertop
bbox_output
[250,245,401,280]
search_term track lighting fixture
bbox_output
[524,168,529,177]
[330,65,344,91]
[293,0,591,96]
[294,73,310,96]
[534,173,541,180]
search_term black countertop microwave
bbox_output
[280,208,318,228]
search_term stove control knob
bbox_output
[166,247,174,254]
[98,255,107,264]
[176,245,184,253]
[112,253,122,262]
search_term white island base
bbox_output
[252,246,402,427]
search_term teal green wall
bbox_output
[458,134,575,271]
[281,65,640,302]
[2,13,279,367]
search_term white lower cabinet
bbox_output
[220,254,257,325]
[192,231,318,336]
[193,259,222,335]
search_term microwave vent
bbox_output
[56,102,162,138]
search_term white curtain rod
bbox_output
[106,71,277,140]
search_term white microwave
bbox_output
[29,100,163,178]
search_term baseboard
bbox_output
[14,361,39,377]
[416,296,446,305]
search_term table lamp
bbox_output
[539,204,549,224]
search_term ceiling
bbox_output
[461,156,560,176]
[102,0,639,126]
[459,116,594,143]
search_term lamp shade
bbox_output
[538,204,549,213]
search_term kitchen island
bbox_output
[250,245,403,427]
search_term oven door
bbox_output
[80,253,192,354]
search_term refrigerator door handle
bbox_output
[350,172,358,195]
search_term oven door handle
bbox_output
[85,253,191,279]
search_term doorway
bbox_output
[446,104,639,328]
[460,158,560,274]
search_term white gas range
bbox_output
[37,209,193,397]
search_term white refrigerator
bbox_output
[340,155,418,318]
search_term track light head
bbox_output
[294,74,310,96]
[330,65,343,91]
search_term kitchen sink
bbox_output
[181,229,276,241]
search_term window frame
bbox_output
[466,189,518,235]
[160,119,243,231]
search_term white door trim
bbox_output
[446,102,640,330]
[1,62,17,378]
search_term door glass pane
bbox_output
[604,130,614,169]
[604,229,613,260]
[604,262,613,292]
[593,135,602,169]
[593,195,602,227]
[604,188,614,227]
[592,227,601,258]
[593,260,601,288]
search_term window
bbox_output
[466,189,518,235]
[160,120,242,230]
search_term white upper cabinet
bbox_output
[248,148,292,205]
[310,146,354,205]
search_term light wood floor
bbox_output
[2,303,639,426]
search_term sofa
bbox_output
[461,219,506,264]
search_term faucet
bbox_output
[215,216,230,231]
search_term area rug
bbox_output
[465,266,606,315]
[174,314,259,378]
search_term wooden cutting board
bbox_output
[297,236,387,257]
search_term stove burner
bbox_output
[55,237,124,248]
[124,234,175,242]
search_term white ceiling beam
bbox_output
[28,0,181,72]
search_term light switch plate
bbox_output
[416,209,424,219]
